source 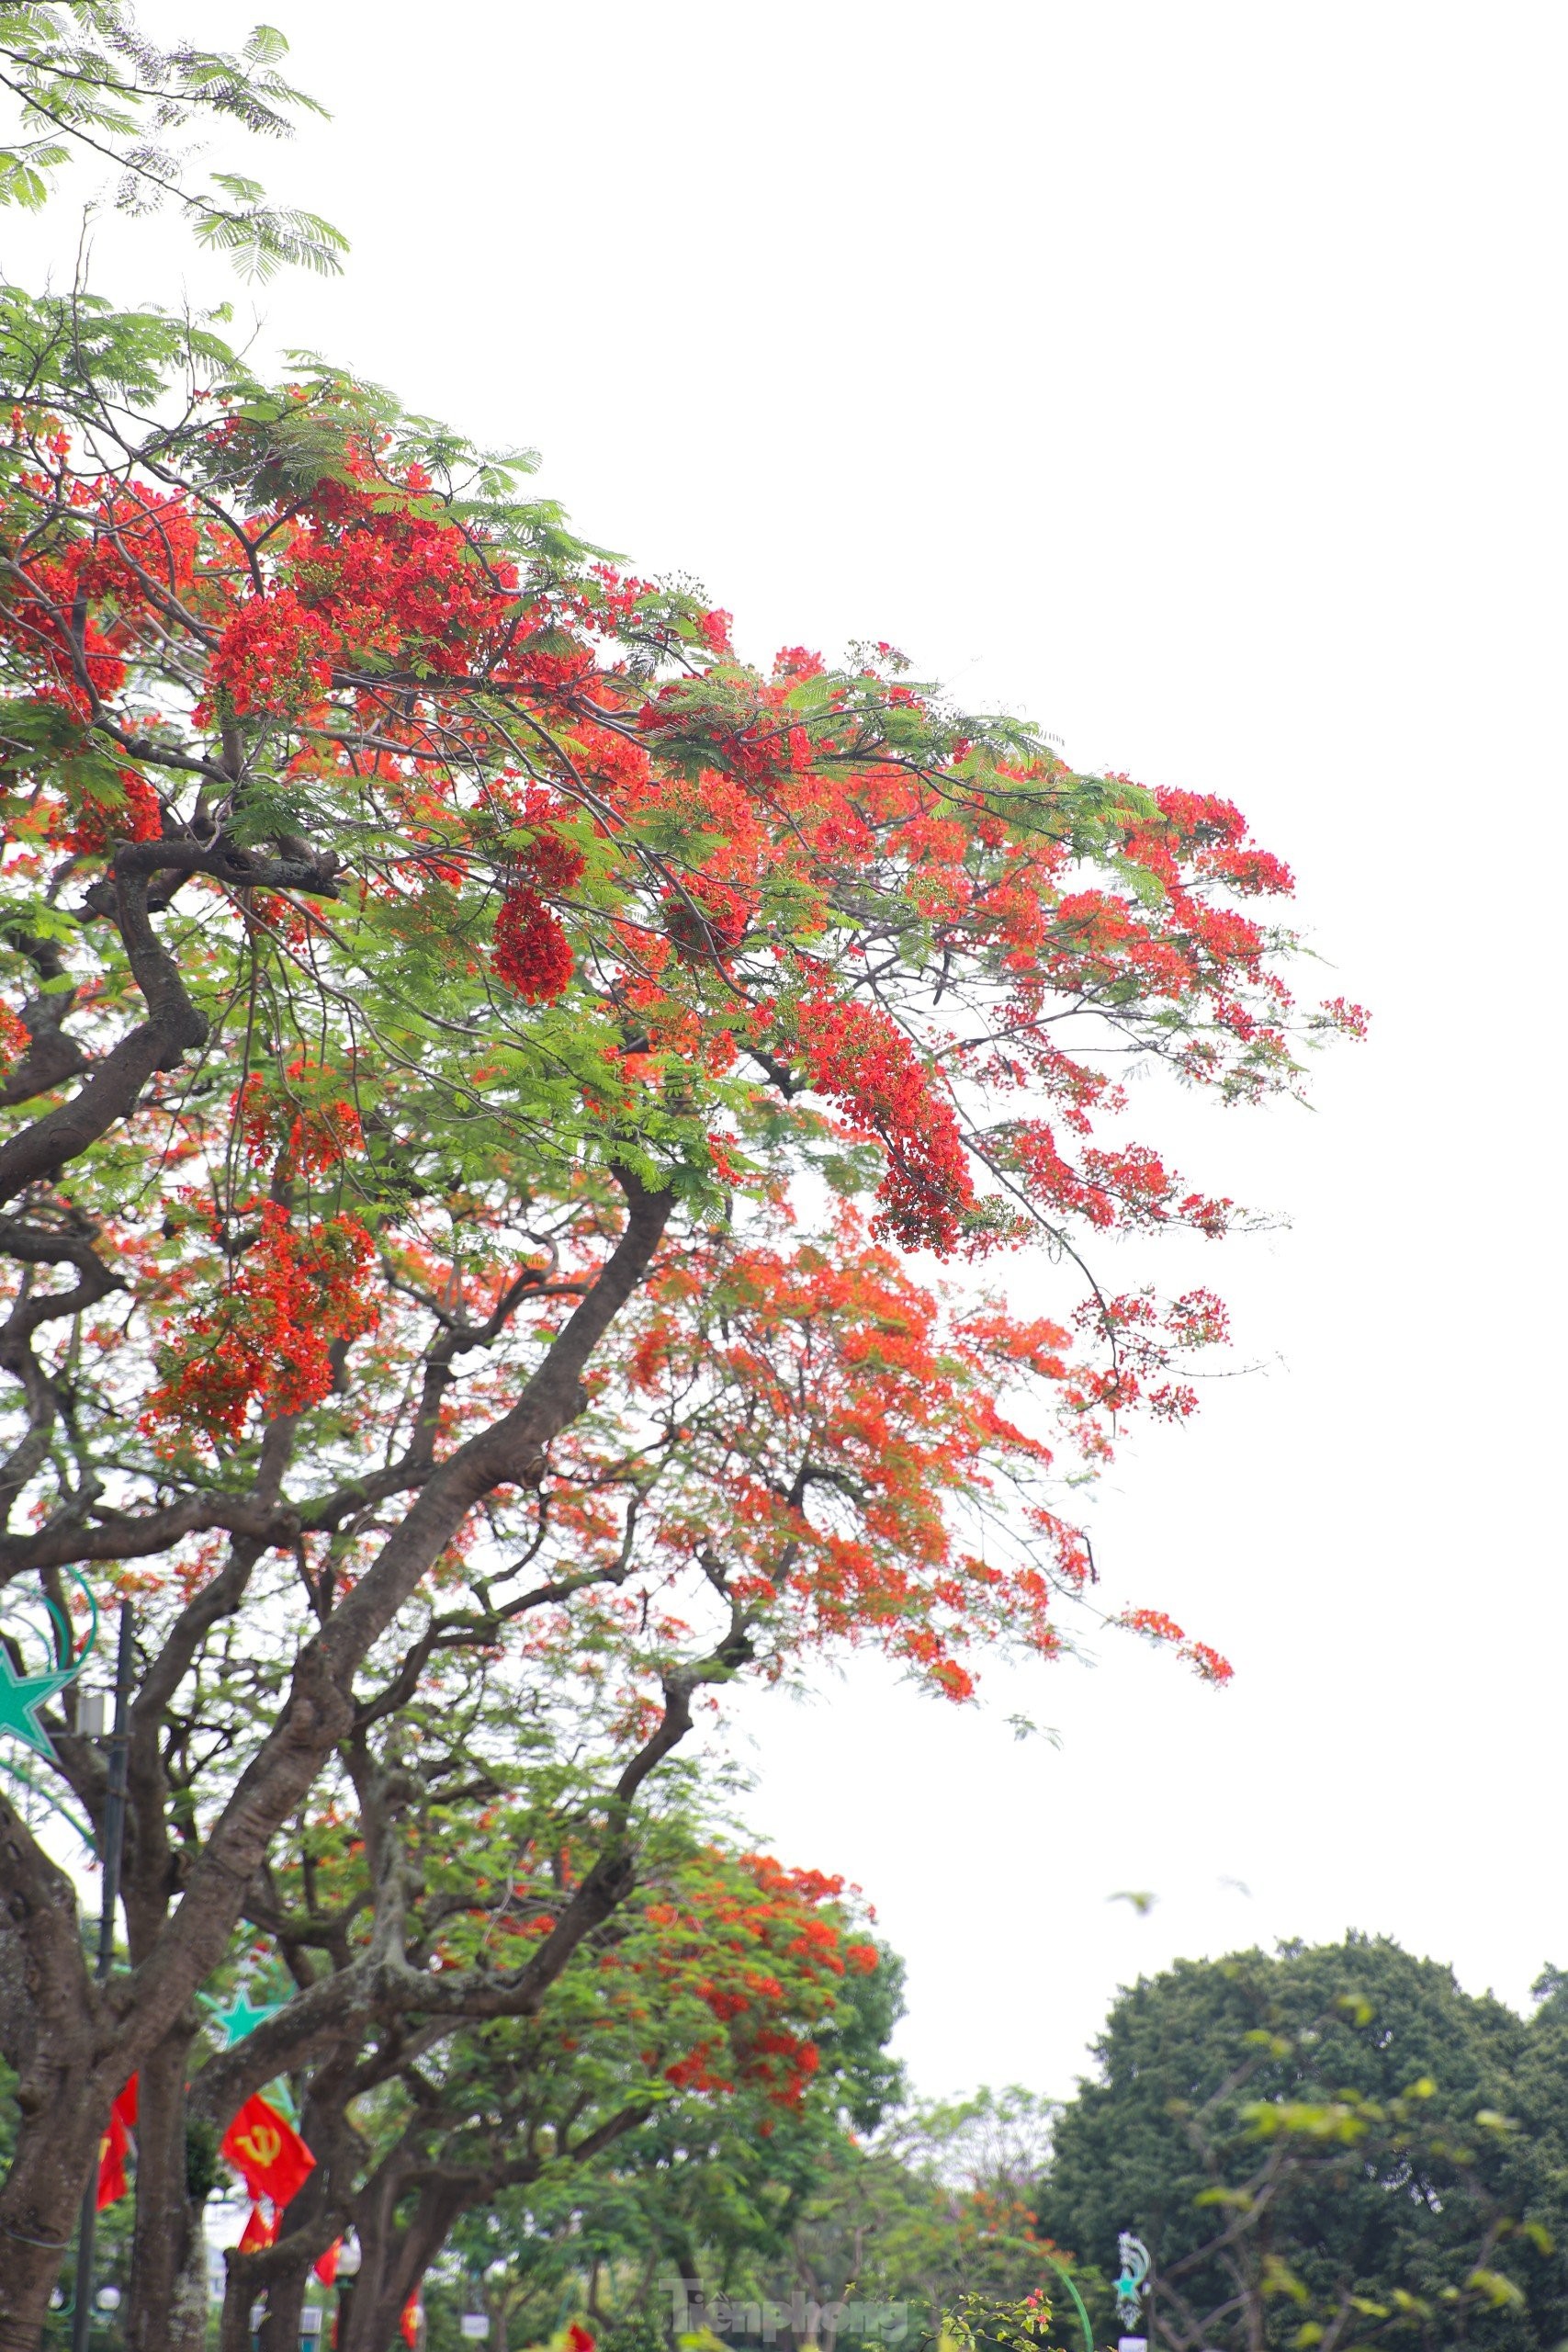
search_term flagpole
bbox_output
[71,1604,134,2352]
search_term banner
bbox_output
[220,2092,316,2210]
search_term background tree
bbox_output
[1037,1937,1568,2352]
[424,2081,1089,2352]
[0,153,1354,2346]
[209,1794,886,2352]
[727,2086,1075,2352]
[429,1939,906,2352]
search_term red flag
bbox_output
[95,2110,130,2210]
[568,2329,595,2352]
[221,2093,316,2210]
[95,2075,140,2210]
[400,2292,422,2347]
[314,2238,342,2285]
[238,2202,276,2253]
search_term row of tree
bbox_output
[0,12,1360,2349]
[384,1938,1568,2352]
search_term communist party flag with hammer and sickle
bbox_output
[96,2075,140,2210]
[237,2203,277,2254]
[220,2092,316,2210]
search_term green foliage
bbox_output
[433,2077,1095,2352]
[1038,1936,1568,2352]
[0,2,344,277]
[184,2114,220,2204]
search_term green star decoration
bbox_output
[0,1645,76,1761]
[203,1987,285,2048]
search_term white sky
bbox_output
[10,0,1566,2106]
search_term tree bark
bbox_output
[0,856,209,1209]
[124,2020,209,2352]
[342,2174,468,2352]
[0,1787,110,2352]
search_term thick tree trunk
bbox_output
[219,2259,261,2352]
[166,2214,214,2352]
[124,2022,208,2352]
[0,1789,106,2351]
[343,2178,466,2352]
[255,2236,317,2352]
[0,2113,100,2352]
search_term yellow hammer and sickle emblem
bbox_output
[236,2125,282,2168]
[98,2132,111,2164]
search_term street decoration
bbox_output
[94,2080,138,2212]
[238,2205,276,2254]
[203,1986,287,2050]
[1115,2231,1152,2334]
[1036,2255,1095,2352]
[220,2092,317,2209]
[0,1568,97,1762]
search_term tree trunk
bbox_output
[0,1790,104,2349]
[0,2082,110,2352]
[220,2258,261,2352]
[342,2177,466,2352]
[257,2235,317,2352]
[124,2020,209,2352]
[667,2237,705,2351]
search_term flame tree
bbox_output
[191,1690,895,2352]
[0,269,1359,2349]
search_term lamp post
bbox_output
[71,1605,135,2352]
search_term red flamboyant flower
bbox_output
[62,768,162,854]
[146,1205,378,1448]
[794,992,973,1251]
[492,884,574,1001]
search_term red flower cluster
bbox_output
[632,1849,868,2113]
[0,474,197,718]
[0,1003,29,1072]
[662,871,755,960]
[485,784,586,1001]
[1121,1605,1233,1684]
[62,766,163,854]
[148,1205,378,1446]
[492,884,573,1002]
[795,993,973,1252]
[235,1059,364,1176]
[207,586,335,716]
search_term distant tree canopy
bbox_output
[431,2078,1082,2352]
[195,1937,1568,2352]
[1038,1938,1568,2352]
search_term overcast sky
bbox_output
[15,0,1566,2109]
